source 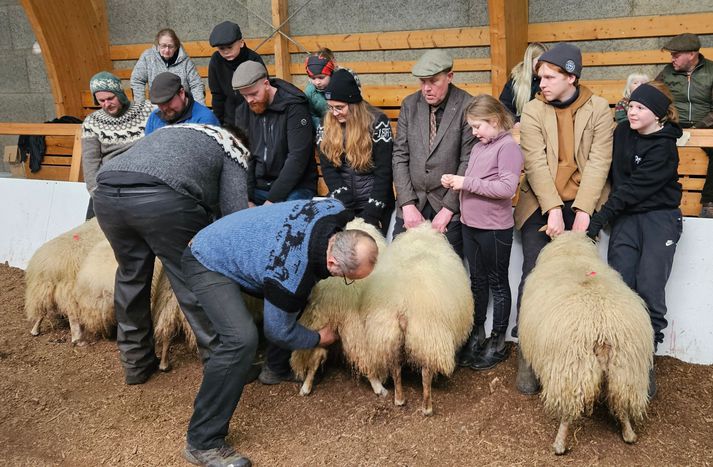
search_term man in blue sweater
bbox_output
[181,199,378,467]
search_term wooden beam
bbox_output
[110,38,275,61]
[271,0,292,80]
[488,0,528,96]
[0,123,81,136]
[68,126,83,182]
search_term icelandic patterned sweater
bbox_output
[190,199,353,350]
[81,101,153,193]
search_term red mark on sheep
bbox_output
[587,271,596,276]
[72,234,80,241]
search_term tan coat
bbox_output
[514,92,614,229]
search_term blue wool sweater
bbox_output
[190,199,353,350]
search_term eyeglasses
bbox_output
[158,43,176,50]
[328,104,348,114]
[342,274,355,286]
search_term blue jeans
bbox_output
[253,187,315,205]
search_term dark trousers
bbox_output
[701,147,713,204]
[393,202,463,258]
[513,202,577,337]
[93,185,217,377]
[462,225,514,335]
[608,209,682,344]
[182,249,259,449]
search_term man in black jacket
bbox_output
[208,21,265,126]
[232,60,317,205]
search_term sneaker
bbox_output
[700,202,713,218]
[258,365,300,385]
[125,357,160,385]
[183,443,251,467]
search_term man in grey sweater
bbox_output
[93,123,250,385]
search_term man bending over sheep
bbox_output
[181,199,378,467]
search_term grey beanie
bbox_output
[538,43,582,78]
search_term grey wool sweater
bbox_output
[130,46,205,104]
[97,124,250,217]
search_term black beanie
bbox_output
[538,42,582,78]
[629,83,671,119]
[324,69,362,103]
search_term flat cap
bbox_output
[209,21,242,47]
[150,72,182,104]
[412,50,453,78]
[232,60,268,90]
[662,33,701,52]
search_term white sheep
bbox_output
[518,232,654,455]
[25,218,106,344]
[290,217,387,396]
[359,222,474,416]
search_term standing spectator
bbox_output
[656,33,713,217]
[513,43,614,394]
[304,48,361,128]
[208,21,265,126]
[614,73,650,123]
[233,60,317,205]
[499,42,548,124]
[81,71,153,218]
[144,72,219,135]
[130,28,205,104]
[392,49,476,256]
[587,82,683,398]
[441,95,523,370]
[317,69,394,234]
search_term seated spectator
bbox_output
[208,21,265,126]
[233,60,317,205]
[304,48,361,128]
[614,73,650,123]
[499,42,548,124]
[131,28,205,104]
[317,69,394,234]
[656,33,713,217]
[145,72,219,135]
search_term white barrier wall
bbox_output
[2,178,712,364]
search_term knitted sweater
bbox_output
[190,199,353,350]
[81,101,153,193]
[130,46,205,104]
[96,124,250,217]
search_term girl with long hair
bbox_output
[498,42,548,123]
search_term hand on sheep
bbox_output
[432,207,453,233]
[317,325,339,347]
[572,210,591,232]
[586,215,604,240]
[402,204,426,229]
[545,207,565,237]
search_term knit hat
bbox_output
[232,60,268,90]
[305,54,335,78]
[629,83,671,119]
[538,43,582,78]
[323,69,362,103]
[150,72,182,104]
[89,71,129,106]
[412,50,453,78]
[209,21,242,47]
[662,33,701,52]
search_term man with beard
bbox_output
[81,71,153,218]
[208,21,265,126]
[145,72,219,135]
[233,60,317,205]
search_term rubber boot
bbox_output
[647,365,656,399]
[470,331,509,370]
[515,347,540,394]
[457,324,486,367]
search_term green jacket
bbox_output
[656,54,713,128]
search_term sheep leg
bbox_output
[421,367,433,416]
[30,316,44,336]
[620,415,637,444]
[367,373,388,397]
[159,339,171,372]
[68,313,86,346]
[552,420,569,455]
[392,364,405,406]
[299,348,327,396]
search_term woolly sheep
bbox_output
[290,217,387,396]
[518,232,654,455]
[359,222,473,415]
[25,218,106,344]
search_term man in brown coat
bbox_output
[392,49,476,256]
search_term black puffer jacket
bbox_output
[208,45,265,125]
[235,78,317,202]
[317,110,394,225]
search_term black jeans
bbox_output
[93,185,218,377]
[182,248,259,450]
[462,225,514,335]
[393,202,463,258]
[608,209,682,344]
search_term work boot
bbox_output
[125,357,160,385]
[183,443,251,467]
[700,202,713,218]
[470,332,509,370]
[515,347,540,394]
[258,365,300,385]
[457,325,486,367]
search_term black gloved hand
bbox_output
[587,216,604,240]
